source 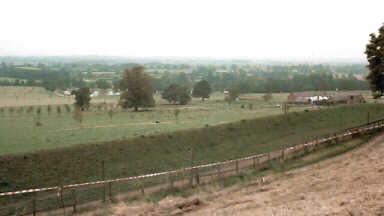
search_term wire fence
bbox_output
[1,118,384,216]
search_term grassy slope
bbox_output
[1,103,384,195]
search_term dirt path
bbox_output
[110,133,384,216]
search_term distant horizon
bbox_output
[0,55,367,64]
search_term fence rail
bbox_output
[1,118,384,216]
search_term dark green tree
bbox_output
[366,23,384,98]
[71,88,91,111]
[42,80,56,92]
[192,80,211,101]
[162,84,191,105]
[96,79,111,90]
[226,86,241,104]
[118,66,155,111]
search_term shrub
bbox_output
[108,109,114,121]
[8,107,14,115]
[47,105,51,115]
[56,106,61,116]
[26,106,34,114]
[36,106,42,115]
[262,93,273,102]
[174,109,181,120]
[64,104,71,113]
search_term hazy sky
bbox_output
[1,0,384,60]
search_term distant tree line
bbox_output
[0,61,369,93]
[153,71,368,93]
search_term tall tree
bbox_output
[162,84,191,105]
[192,80,211,101]
[366,23,384,98]
[71,87,91,111]
[118,66,155,111]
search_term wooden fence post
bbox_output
[181,167,186,186]
[189,150,194,186]
[32,192,36,216]
[281,148,285,161]
[109,182,113,201]
[217,165,221,180]
[235,160,239,174]
[102,161,106,202]
[252,157,256,170]
[72,189,77,213]
[140,181,145,196]
[169,173,174,190]
[60,187,66,215]
[195,168,200,185]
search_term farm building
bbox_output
[327,94,365,104]
[287,92,329,104]
[287,92,365,105]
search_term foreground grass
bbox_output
[0,103,383,196]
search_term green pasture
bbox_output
[0,92,301,155]
[0,88,376,155]
[1,103,384,196]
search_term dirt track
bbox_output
[111,133,384,216]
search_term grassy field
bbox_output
[1,103,384,197]
[0,86,376,155]
[0,86,381,198]
[0,88,306,155]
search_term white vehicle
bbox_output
[90,91,99,97]
[107,91,120,96]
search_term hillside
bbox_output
[110,133,384,216]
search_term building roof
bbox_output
[290,91,329,97]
